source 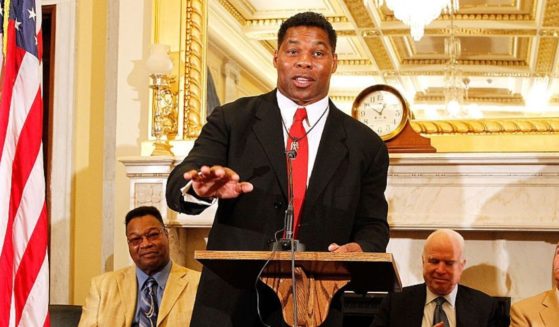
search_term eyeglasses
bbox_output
[126,228,165,247]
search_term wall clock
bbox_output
[352,84,409,141]
[352,84,436,153]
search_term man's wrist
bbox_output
[180,181,216,205]
[187,186,215,201]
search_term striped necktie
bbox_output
[139,277,159,327]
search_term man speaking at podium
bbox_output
[166,11,389,327]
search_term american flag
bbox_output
[0,0,50,326]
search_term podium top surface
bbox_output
[195,250,394,262]
[195,250,402,293]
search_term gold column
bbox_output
[183,0,208,139]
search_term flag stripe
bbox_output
[19,250,49,327]
[0,19,19,249]
[13,151,45,270]
[0,20,19,323]
[13,142,45,269]
[8,77,41,215]
[15,205,47,325]
[0,19,16,163]
[0,216,15,327]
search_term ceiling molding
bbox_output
[209,1,275,89]
[543,0,559,27]
[535,37,559,72]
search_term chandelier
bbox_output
[374,0,459,41]
[444,28,464,117]
[442,1,471,117]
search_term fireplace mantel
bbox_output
[120,152,559,231]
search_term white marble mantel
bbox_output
[120,152,559,231]
[387,153,559,231]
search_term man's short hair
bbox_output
[277,11,337,51]
[423,228,466,261]
[125,206,164,227]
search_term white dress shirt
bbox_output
[276,90,329,185]
[422,286,458,327]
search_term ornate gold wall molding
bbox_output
[438,13,533,21]
[390,71,533,77]
[535,37,559,73]
[337,59,372,66]
[183,0,207,139]
[381,12,534,23]
[415,90,524,105]
[365,37,394,70]
[343,0,376,28]
[402,58,529,67]
[411,118,559,135]
[218,0,247,25]
[543,0,559,27]
[381,28,537,36]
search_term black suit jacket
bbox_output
[372,283,499,327]
[166,90,390,326]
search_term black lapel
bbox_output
[406,284,427,325]
[304,102,348,209]
[455,285,475,327]
[252,90,288,199]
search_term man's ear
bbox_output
[331,53,338,73]
[273,50,278,68]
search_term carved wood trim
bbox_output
[183,0,207,139]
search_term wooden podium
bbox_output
[195,251,401,327]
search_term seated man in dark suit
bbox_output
[372,229,499,327]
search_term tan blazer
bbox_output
[78,262,199,327]
[510,289,559,327]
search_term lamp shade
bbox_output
[146,44,173,74]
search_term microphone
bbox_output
[286,149,297,159]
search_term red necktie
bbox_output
[286,108,308,239]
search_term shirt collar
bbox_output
[136,260,172,291]
[276,90,329,127]
[425,284,458,307]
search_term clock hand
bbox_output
[370,104,383,115]
[378,103,386,115]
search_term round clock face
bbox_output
[352,85,409,141]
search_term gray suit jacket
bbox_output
[166,90,390,326]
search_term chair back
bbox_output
[49,304,82,327]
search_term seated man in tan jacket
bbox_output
[78,206,199,327]
[510,241,559,327]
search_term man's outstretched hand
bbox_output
[184,165,254,199]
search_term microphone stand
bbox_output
[270,149,306,326]
[270,149,306,251]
